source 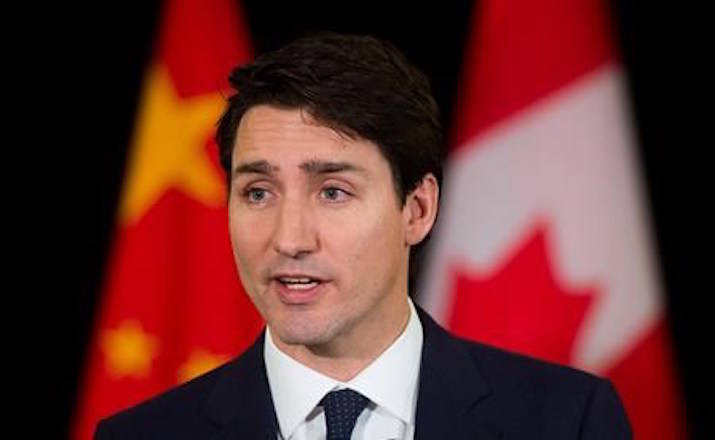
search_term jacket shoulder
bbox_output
[458,336,601,390]
[93,354,237,439]
[454,336,632,437]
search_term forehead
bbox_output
[236,105,347,149]
[233,105,384,168]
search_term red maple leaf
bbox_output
[446,225,595,366]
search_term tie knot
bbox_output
[320,389,370,440]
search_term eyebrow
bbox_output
[232,160,279,179]
[232,159,366,179]
[299,160,367,175]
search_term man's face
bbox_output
[228,105,412,351]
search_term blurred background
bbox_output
[49,0,705,438]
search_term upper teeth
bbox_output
[279,277,315,283]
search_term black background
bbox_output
[44,1,705,438]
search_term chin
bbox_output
[273,319,343,347]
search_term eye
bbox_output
[320,187,350,202]
[242,187,271,204]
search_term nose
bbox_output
[272,195,319,258]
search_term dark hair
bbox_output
[216,32,444,296]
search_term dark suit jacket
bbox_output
[94,306,632,439]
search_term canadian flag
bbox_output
[417,0,687,438]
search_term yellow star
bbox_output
[119,65,227,225]
[177,349,229,383]
[101,320,159,380]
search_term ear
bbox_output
[403,173,439,246]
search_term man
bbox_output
[95,33,632,439]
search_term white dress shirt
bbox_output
[264,297,424,440]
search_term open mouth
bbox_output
[277,277,321,290]
[272,275,327,304]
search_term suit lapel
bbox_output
[414,306,502,439]
[205,329,279,440]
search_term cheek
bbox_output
[322,203,405,280]
[229,200,274,244]
[228,208,274,279]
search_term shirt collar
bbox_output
[264,297,424,440]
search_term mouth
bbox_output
[271,275,327,305]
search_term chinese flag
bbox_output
[71,1,263,439]
[418,0,688,438]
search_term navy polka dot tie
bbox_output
[320,389,369,440]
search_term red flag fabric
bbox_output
[418,0,688,438]
[71,1,263,439]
